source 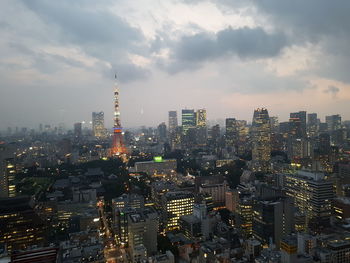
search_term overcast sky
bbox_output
[1,0,350,129]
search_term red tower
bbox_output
[110,75,127,156]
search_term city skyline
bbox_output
[1,1,350,129]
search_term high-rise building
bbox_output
[326,114,342,132]
[168,111,178,133]
[209,124,221,150]
[4,158,16,197]
[307,113,318,137]
[252,197,294,248]
[196,109,206,127]
[73,122,82,138]
[251,108,271,172]
[290,111,307,137]
[114,207,158,256]
[181,109,196,135]
[269,116,279,132]
[225,118,237,149]
[158,122,167,142]
[111,75,127,156]
[285,170,334,230]
[92,112,106,138]
[0,143,16,198]
[236,197,254,238]
[161,191,194,232]
[0,196,46,253]
[289,118,303,139]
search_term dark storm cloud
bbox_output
[250,1,350,38]
[19,0,150,82]
[162,26,288,73]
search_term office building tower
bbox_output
[0,143,16,198]
[289,118,303,139]
[225,118,237,149]
[307,113,318,137]
[326,114,342,132]
[210,124,221,147]
[199,179,229,206]
[251,108,271,172]
[252,197,294,248]
[318,133,331,155]
[225,190,239,213]
[280,236,298,263]
[168,111,178,133]
[73,122,82,138]
[236,197,254,238]
[196,109,206,127]
[181,109,196,135]
[161,191,194,232]
[115,207,158,256]
[269,116,279,132]
[0,196,45,253]
[92,111,106,138]
[196,126,208,147]
[157,122,167,142]
[111,75,127,156]
[285,170,334,230]
[4,158,16,197]
[112,193,145,211]
[290,111,307,137]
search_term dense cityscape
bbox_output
[3,1,350,263]
[1,74,350,263]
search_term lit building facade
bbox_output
[181,109,196,135]
[0,196,45,252]
[196,109,206,127]
[285,170,334,230]
[225,118,237,149]
[251,108,271,172]
[162,191,194,232]
[92,111,106,138]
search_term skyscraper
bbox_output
[285,170,334,231]
[225,118,237,148]
[111,75,127,156]
[251,108,271,172]
[196,109,206,127]
[290,111,306,137]
[196,109,207,146]
[0,196,46,253]
[92,112,106,138]
[73,122,82,138]
[326,114,341,132]
[157,122,167,142]
[181,109,196,135]
[252,197,294,248]
[307,113,318,137]
[168,111,178,133]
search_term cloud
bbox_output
[17,0,150,82]
[160,26,288,73]
[324,85,340,98]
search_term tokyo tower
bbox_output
[110,74,127,156]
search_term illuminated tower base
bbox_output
[110,128,127,156]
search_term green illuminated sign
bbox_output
[154,156,163,162]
